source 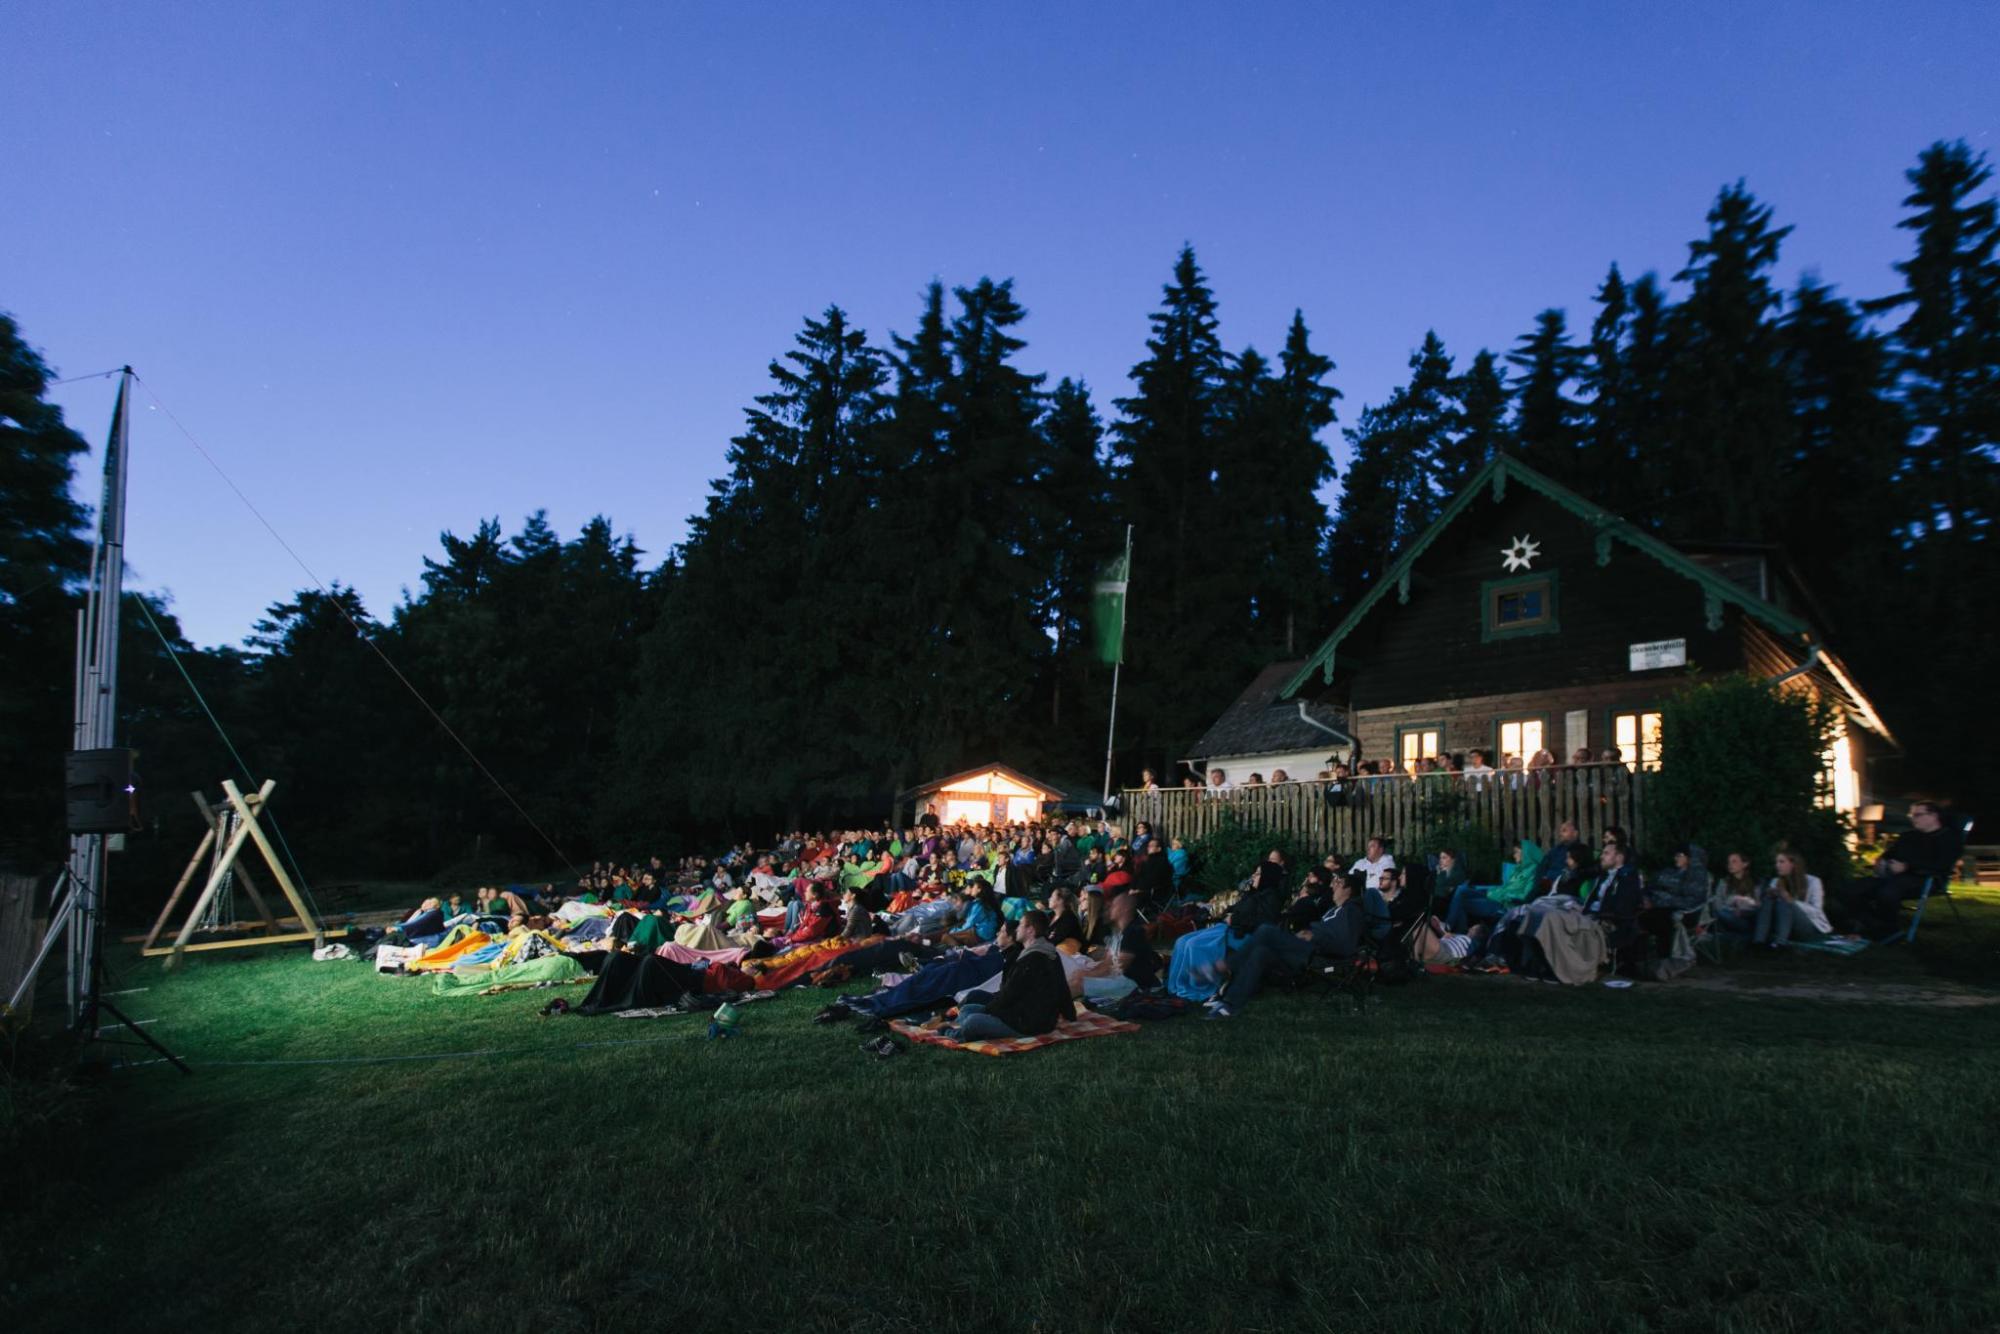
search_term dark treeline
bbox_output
[2,140,1995,890]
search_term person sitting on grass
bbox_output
[940,910,1074,1042]
[1205,875,1364,1019]
[1711,851,1761,935]
[945,879,1002,946]
[1753,850,1831,951]
[1044,887,1084,949]
[1108,890,1160,990]
[1638,843,1711,958]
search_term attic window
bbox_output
[1481,573,1559,641]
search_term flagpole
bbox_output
[1100,524,1132,806]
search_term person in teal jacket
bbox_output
[1443,839,1541,933]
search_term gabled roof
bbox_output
[896,763,1067,802]
[1281,454,1892,739]
[1187,661,1354,763]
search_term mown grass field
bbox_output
[5,888,1999,1334]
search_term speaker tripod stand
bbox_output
[7,855,191,1075]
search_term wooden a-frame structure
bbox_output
[142,779,324,966]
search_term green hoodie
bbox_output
[1489,839,1544,907]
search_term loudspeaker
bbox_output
[66,748,136,834]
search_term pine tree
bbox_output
[1866,141,2000,813]
[1661,182,1796,538]
[1507,310,1584,477]
[1868,140,2000,550]
[1445,348,1510,491]
[0,314,94,863]
[1326,333,1456,606]
[1269,311,1340,652]
[1110,246,1230,764]
[1032,378,1113,737]
[1778,279,1905,573]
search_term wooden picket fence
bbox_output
[1122,764,1650,863]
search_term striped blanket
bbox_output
[889,1010,1140,1057]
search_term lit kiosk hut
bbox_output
[897,765,1067,828]
[1156,454,1893,852]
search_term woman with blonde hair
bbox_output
[1753,849,1831,949]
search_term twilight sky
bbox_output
[7,1,1994,648]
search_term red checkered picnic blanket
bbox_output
[888,1009,1140,1057]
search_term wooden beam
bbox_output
[221,780,323,948]
[143,806,217,952]
[172,804,261,951]
[145,930,321,959]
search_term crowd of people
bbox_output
[374,799,1963,1036]
[1130,747,1639,800]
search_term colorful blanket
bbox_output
[655,942,750,966]
[888,1010,1140,1057]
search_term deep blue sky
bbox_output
[9,2,1994,648]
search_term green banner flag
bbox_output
[1092,550,1128,664]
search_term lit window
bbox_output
[1400,728,1440,768]
[1613,711,1663,770]
[1498,718,1545,763]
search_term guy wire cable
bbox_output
[131,372,582,880]
[133,594,327,923]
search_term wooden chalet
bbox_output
[1141,455,1894,860]
[1278,454,1891,802]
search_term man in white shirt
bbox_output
[1350,836,1396,890]
[1462,750,1495,791]
[1204,768,1235,800]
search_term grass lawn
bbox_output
[5,888,1999,1334]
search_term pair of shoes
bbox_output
[812,1003,850,1024]
[898,951,924,973]
[1203,1003,1234,1020]
[860,1035,902,1059]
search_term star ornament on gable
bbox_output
[1501,534,1540,573]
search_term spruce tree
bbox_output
[1868,140,2000,550]
[1110,246,1229,764]
[1507,310,1584,478]
[0,312,93,863]
[1325,333,1455,606]
[1269,311,1340,652]
[1661,182,1796,538]
[1445,348,1510,491]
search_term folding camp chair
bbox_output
[1690,899,1736,967]
[1889,876,1963,945]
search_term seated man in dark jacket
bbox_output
[1586,842,1646,961]
[1860,802,1962,936]
[1207,879,1363,1019]
[943,911,1075,1041]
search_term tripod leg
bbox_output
[94,998,191,1075]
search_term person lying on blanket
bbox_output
[940,911,1075,1042]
